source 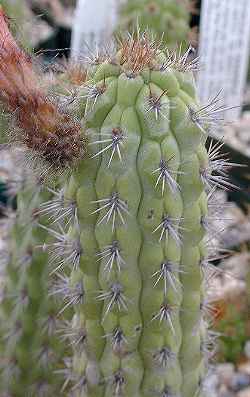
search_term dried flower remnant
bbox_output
[0,8,84,169]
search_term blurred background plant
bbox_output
[117,0,199,49]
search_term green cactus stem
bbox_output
[0,172,65,396]
[30,35,233,397]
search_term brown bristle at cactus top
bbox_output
[118,32,161,73]
[0,8,85,169]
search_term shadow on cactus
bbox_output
[0,7,239,397]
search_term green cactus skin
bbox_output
[118,0,192,49]
[0,178,65,396]
[33,36,231,397]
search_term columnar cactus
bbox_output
[118,0,196,48]
[40,39,224,396]
[0,9,233,397]
[56,38,210,397]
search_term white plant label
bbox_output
[197,0,250,124]
[71,0,118,59]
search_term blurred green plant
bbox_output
[117,0,197,49]
[215,295,250,364]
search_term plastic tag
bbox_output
[71,0,118,58]
[197,0,250,123]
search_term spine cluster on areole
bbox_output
[0,9,236,397]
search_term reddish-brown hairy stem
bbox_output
[0,8,84,168]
